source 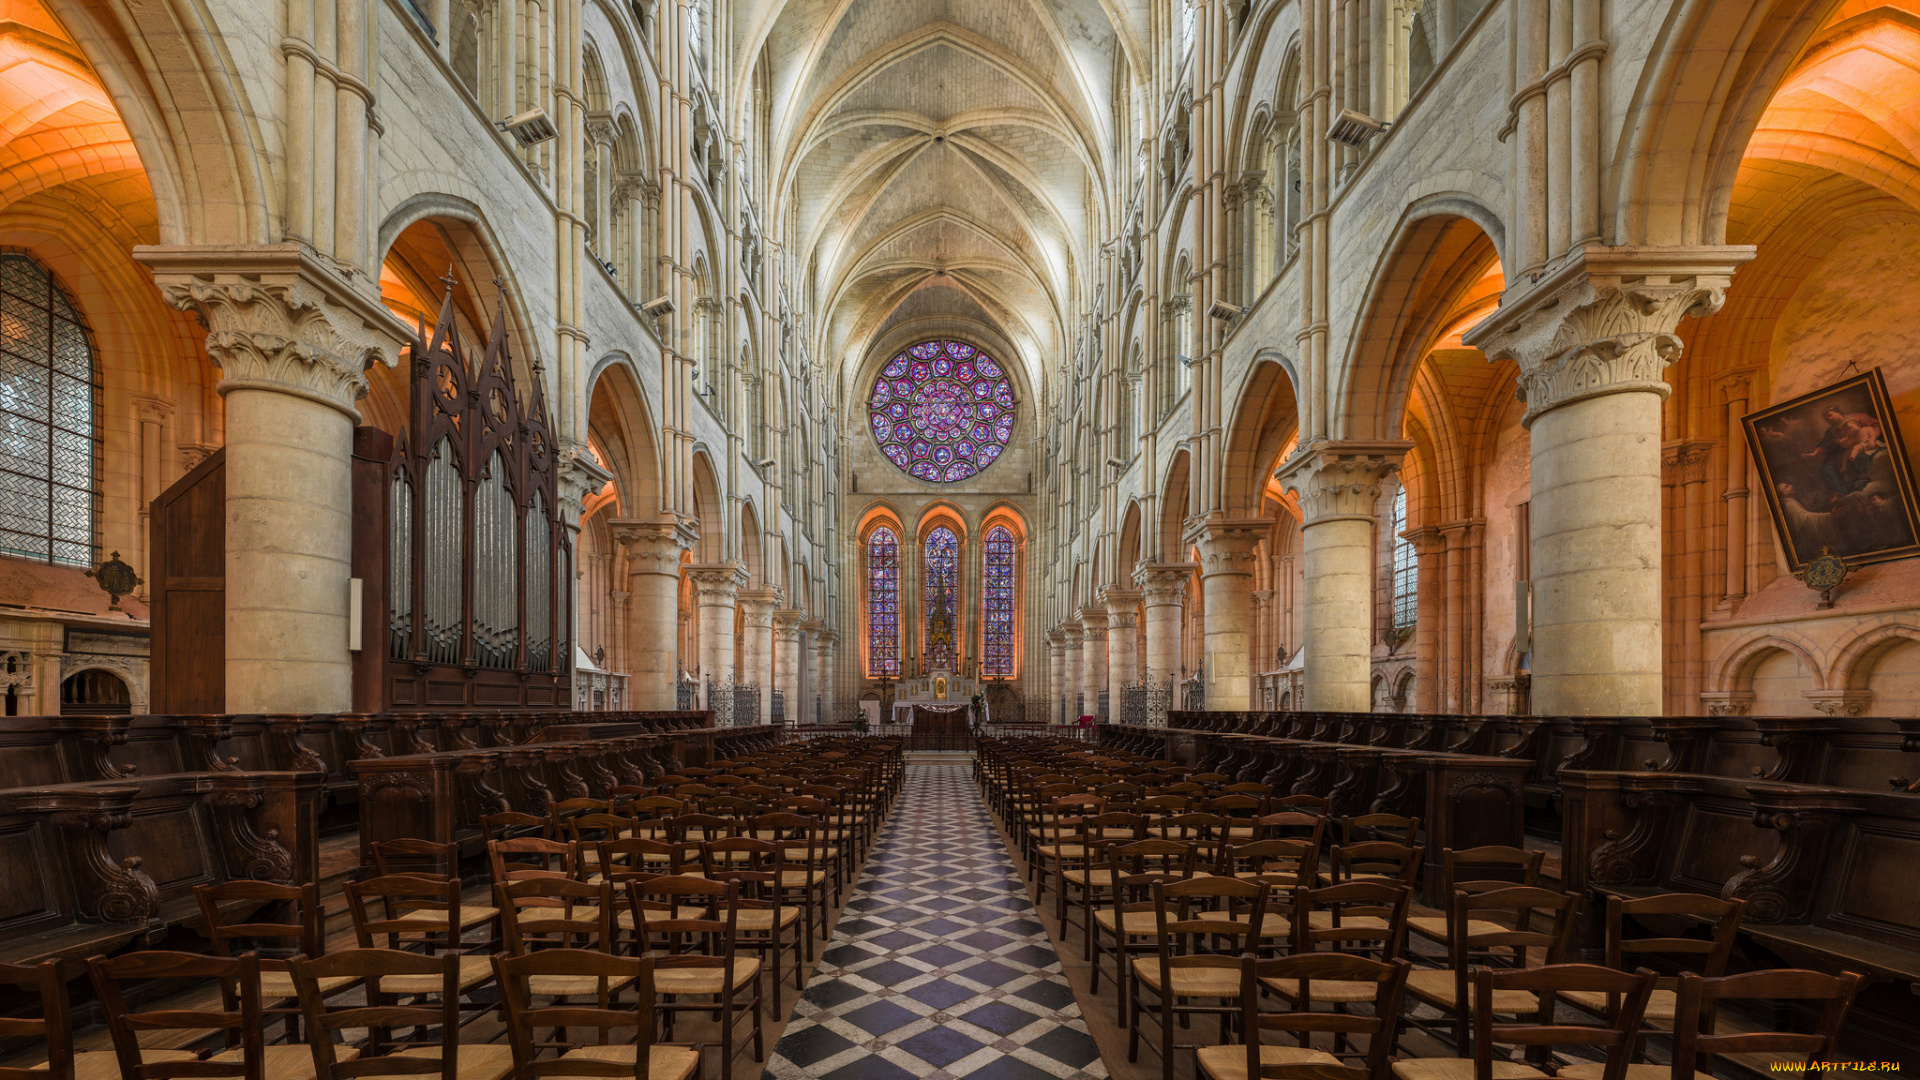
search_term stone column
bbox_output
[1102,588,1141,717]
[1189,518,1269,711]
[1277,441,1412,712]
[1079,607,1109,718]
[1134,564,1193,688]
[814,628,836,722]
[612,516,698,710]
[1062,620,1084,719]
[1047,630,1067,724]
[772,610,804,726]
[1466,248,1749,716]
[686,564,747,717]
[1720,371,1755,607]
[736,587,781,725]
[1405,527,1445,714]
[140,246,400,713]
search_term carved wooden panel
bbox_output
[0,824,56,930]
[1831,824,1920,944]
[1668,800,1757,893]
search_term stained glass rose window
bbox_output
[867,340,1015,483]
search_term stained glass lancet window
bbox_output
[867,527,900,675]
[868,340,1015,483]
[924,526,959,669]
[983,525,1016,676]
[0,253,97,566]
[1391,486,1417,630]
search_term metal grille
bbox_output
[733,682,759,726]
[1097,691,1109,720]
[0,253,98,566]
[770,688,785,725]
[707,676,733,726]
[676,676,696,711]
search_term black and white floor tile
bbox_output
[764,765,1107,1080]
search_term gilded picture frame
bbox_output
[1743,367,1920,571]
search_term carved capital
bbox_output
[1718,368,1758,405]
[1186,517,1269,577]
[1077,607,1109,639]
[737,587,783,626]
[1699,690,1754,717]
[771,609,806,641]
[686,563,749,605]
[612,516,700,576]
[1133,563,1194,606]
[557,442,614,514]
[135,244,405,415]
[1275,440,1412,525]
[1100,587,1142,627]
[132,394,174,425]
[1663,440,1715,486]
[1463,245,1754,428]
[1804,690,1872,718]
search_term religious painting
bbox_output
[1743,368,1920,570]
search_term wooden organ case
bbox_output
[350,287,571,710]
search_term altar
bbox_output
[887,670,988,726]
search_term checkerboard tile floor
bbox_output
[764,764,1107,1080]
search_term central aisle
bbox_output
[765,763,1108,1080]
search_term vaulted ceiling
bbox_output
[734,0,1145,403]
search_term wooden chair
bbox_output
[1556,969,1864,1080]
[195,881,354,1041]
[288,949,516,1080]
[494,950,700,1080]
[1406,845,1547,949]
[752,810,837,946]
[0,959,101,1080]
[1198,953,1411,1080]
[1322,841,1423,888]
[1403,885,1579,1054]
[1560,894,1744,1030]
[342,875,498,1011]
[1129,876,1272,1080]
[1089,839,1200,1000]
[88,951,330,1080]
[1268,881,1413,1011]
[480,811,549,843]
[487,837,581,886]
[1339,812,1420,846]
[702,836,805,1012]
[1393,965,1657,1080]
[1057,811,1142,941]
[626,876,764,1080]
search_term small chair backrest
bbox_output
[496,877,615,954]
[1670,969,1862,1080]
[1273,793,1330,810]
[1290,880,1413,960]
[1243,953,1410,1079]
[565,812,632,849]
[1220,838,1317,885]
[344,875,464,948]
[494,951,662,1079]
[87,952,264,1080]
[626,876,741,965]
[1152,876,1269,948]
[482,811,549,843]
[1339,813,1420,846]
[488,837,579,884]
[1607,894,1745,983]
[0,960,71,1080]
[597,837,699,881]
[1330,841,1423,886]
[194,881,324,972]
[1441,845,1543,894]
[1474,965,1657,1080]
[289,949,459,1080]
[370,837,460,878]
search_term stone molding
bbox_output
[611,516,699,576]
[1463,245,1754,428]
[1185,517,1269,576]
[135,244,406,416]
[1275,440,1413,525]
[685,563,748,605]
[1805,690,1872,718]
[1133,563,1195,606]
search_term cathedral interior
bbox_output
[0,0,1917,1074]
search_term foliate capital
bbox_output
[1077,606,1109,637]
[1275,440,1412,525]
[557,442,615,515]
[1186,517,1269,577]
[1099,586,1142,627]
[612,515,699,575]
[1133,563,1194,606]
[772,610,807,639]
[738,588,782,625]
[685,563,749,604]
[135,244,405,416]
[1463,245,1754,428]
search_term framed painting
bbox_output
[1743,367,1920,570]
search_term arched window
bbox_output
[866,527,900,675]
[982,525,1016,676]
[0,253,98,567]
[923,526,959,669]
[1391,486,1417,629]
